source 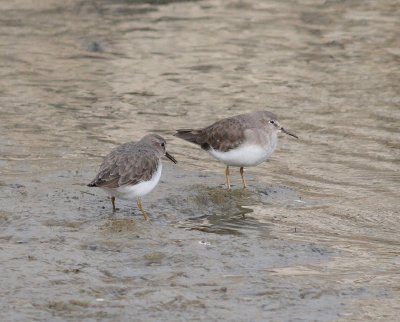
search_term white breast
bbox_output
[102,164,162,200]
[208,142,277,167]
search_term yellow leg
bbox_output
[137,197,149,221]
[225,165,231,190]
[240,167,247,189]
[111,196,116,212]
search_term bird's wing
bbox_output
[200,116,246,152]
[89,146,159,188]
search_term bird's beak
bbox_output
[280,127,298,139]
[165,151,178,164]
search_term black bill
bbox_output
[165,151,178,164]
[281,127,299,139]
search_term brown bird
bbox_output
[87,134,177,220]
[174,111,297,189]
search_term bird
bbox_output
[174,111,298,189]
[87,134,177,220]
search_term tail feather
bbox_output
[174,129,202,145]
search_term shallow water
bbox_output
[1,0,399,321]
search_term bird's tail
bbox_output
[174,129,202,145]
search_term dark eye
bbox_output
[161,142,165,147]
[269,120,275,124]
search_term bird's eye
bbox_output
[269,120,275,124]
[161,142,165,147]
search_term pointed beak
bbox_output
[165,151,177,164]
[280,127,298,139]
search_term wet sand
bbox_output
[1,0,399,321]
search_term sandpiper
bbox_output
[174,111,298,189]
[87,134,177,220]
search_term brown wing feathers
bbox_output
[87,145,158,188]
[174,117,245,152]
[174,129,203,145]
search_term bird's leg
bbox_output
[111,196,116,212]
[225,165,231,190]
[137,197,149,221]
[240,167,247,189]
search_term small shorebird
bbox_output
[174,111,298,189]
[87,134,177,220]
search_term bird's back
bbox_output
[87,141,159,188]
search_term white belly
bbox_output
[102,164,162,200]
[208,143,276,167]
